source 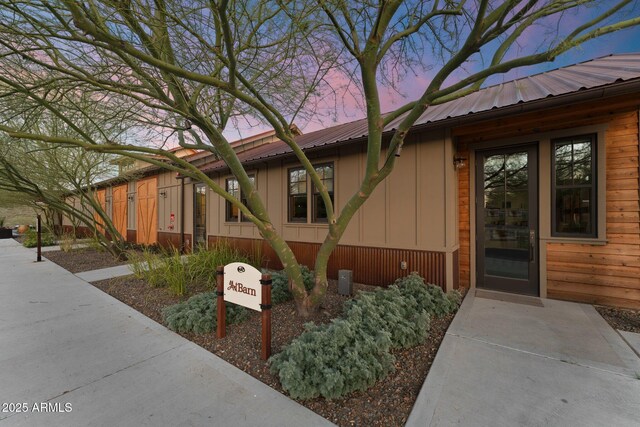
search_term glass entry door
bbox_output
[194,183,207,249]
[476,145,538,296]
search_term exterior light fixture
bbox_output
[160,190,167,198]
[453,154,467,170]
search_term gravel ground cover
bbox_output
[91,274,458,426]
[52,248,640,425]
[44,247,132,273]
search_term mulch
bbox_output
[91,274,458,426]
[56,248,640,425]
[595,306,640,334]
[43,247,132,273]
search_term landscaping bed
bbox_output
[91,272,459,426]
[44,247,132,273]
[595,305,640,334]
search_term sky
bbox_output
[222,4,640,142]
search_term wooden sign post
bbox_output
[216,263,272,360]
[216,265,226,339]
[260,274,272,360]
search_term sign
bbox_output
[224,262,262,311]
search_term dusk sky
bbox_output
[224,5,640,142]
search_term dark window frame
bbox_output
[225,175,255,223]
[551,134,597,238]
[312,163,334,223]
[287,163,335,224]
[288,167,308,223]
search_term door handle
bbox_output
[529,230,535,262]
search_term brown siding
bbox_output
[95,188,106,234]
[62,225,93,238]
[208,235,446,289]
[158,232,192,252]
[455,98,640,309]
[547,111,640,309]
[136,176,158,245]
[452,249,460,290]
[112,184,128,239]
[457,144,471,289]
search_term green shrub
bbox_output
[269,265,315,304]
[344,285,431,349]
[269,318,394,400]
[269,272,461,400]
[162,292,249,334]
[393,273,461,317]
[22,229,56,248]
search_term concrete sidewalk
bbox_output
[407,290,640,427]
[0,239,333,426]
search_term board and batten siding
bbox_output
[198,129,458,288]
[455,94,640,309]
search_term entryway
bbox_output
[475,145,539,296]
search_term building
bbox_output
[63,53,640,309]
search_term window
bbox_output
[552,135,596,237]
[288,168,307,222]
[225,175,255,222]
[312,164,334,222]
[288,163,334,223]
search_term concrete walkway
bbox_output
[0,239,333,426]
[407,290,640,427]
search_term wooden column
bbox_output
[216,265,226,339]
[260,274,272,360]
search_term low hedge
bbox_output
[269,273,460,400]
[162,292,249,335]
[269,265,315,304]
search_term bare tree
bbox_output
[0,131,127,256]
[0,1,637,316]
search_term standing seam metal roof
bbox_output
[200,53,640,173]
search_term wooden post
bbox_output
[216,265,226,339]
[36,214,42,262]
[260,273,272,360]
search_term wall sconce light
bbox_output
[159,190,167,198]
[453,154,467,170]
[127,195,134,201]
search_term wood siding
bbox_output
[547,111,640,309]
[455,95,640,309]
[136,176,158,245]
[94,188,106,234]
[208,235,446,289]
[112,184,128,239]
[158,232,192,252]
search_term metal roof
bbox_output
[200,53,640,172]
[389,53,640,129]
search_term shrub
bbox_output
[269,318,394,400]
[343,285,431,349]
[393,273,461,317]
[59,233,76,253]
[22,229,56,248]
[269,272,461,400]
[162,292,249,334]
[269,265,314,304]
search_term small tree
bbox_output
[0,1,638,316]
[0,133,127,256]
